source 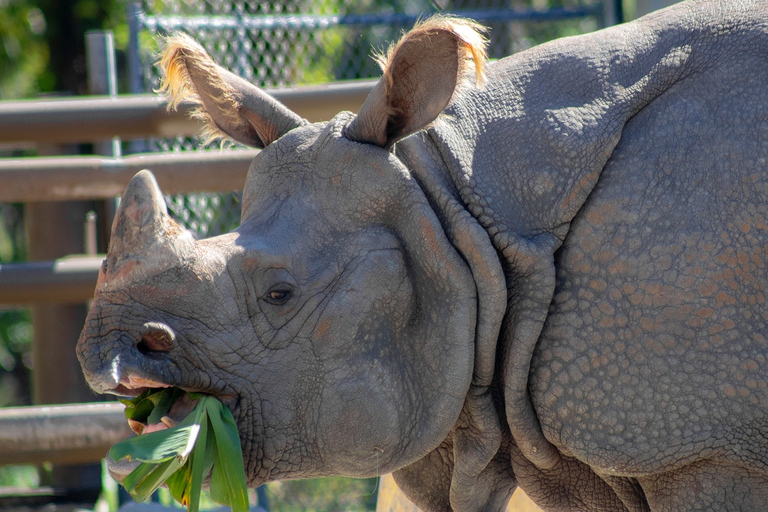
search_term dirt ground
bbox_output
[376,473,544,511]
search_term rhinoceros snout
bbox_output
[76,339,122,395]
[77,325,177,397]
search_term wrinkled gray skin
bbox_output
[77,1,768,511]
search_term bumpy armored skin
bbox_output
[77,1,768,511]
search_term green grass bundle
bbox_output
[110,389,249,512]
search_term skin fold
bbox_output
[77,1,768,510]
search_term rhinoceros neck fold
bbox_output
[397,133,507,391]
[395,131,521,508]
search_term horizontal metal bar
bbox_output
[447,6,603,23]
[0,95,191,146]
[0,80,375,145]
[0,256,102,305]
[0,149,258,203]
[140,7,603,31]
[0,402,131,466]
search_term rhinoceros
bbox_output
[77,1,768,510]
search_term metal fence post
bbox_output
[635,0,681,17]
[86,30,120,253]
[603,0,625,26]
[127,2,144,96]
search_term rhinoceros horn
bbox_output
[102,170,194,290]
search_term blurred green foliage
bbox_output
[0,465,39,487]
[0,204,31,408]
[0,0,127,100]
[0,1,49,98]
[0,309,32,407]
[0,212,33,506]
[156,477,379,512]
[268,477,379,512]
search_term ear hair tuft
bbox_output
[373,15,488,115]
[157,33,241,145]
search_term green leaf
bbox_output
[146,389,176,425]
[133,457,184,501]
[120,389,152,420]
[121,461,159,499]
[165,459,192,505]
[145,388,186,425]
[112,390,248,512]
[120,388,176,422]
[186,412,211,512]
[109,424,200,463]
[129,398,157,423]
[119,389,152,407]
[206,398,249,512]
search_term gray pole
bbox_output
[87,30,121,159]
[86,30,121,253]
[635,0,681,17]
[603,0,625,26]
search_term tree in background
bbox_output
[0,204,30,408]
[0,1,48,99]
[0,0,126,99]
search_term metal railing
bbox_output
[0,403,130,465]
[0,80,375,147]
[0,81,374,308]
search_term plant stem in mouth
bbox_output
[111,389,249,512]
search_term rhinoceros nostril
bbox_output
[137,322,176,354]
[137,332,173,354]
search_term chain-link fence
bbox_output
[130,0,606,90]
[128,0,606,237]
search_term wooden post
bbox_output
[27,172,102,495]
[27,200,94,407]
[25,31,121,501]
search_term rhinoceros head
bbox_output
[78,17,513,511]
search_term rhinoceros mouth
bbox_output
[106,385,197,483]
[125,387,198,436]
[113,374,172,400]
[107,383,244,485]
[115,376,239,434]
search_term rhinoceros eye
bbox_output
[264,287,293,306]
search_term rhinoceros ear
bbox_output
[158,33,306,148]
[345,16,487,150]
